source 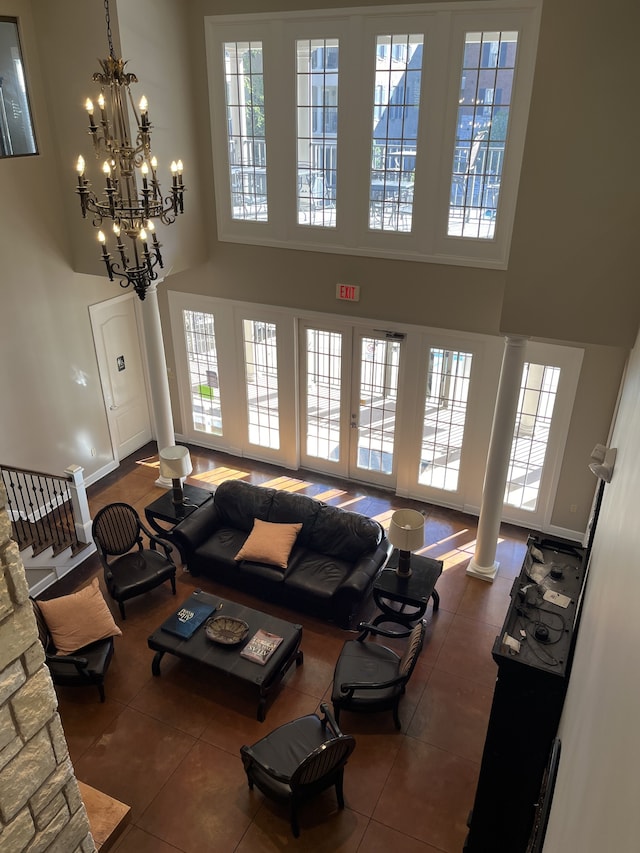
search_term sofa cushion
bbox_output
[235,519,303,569]
[215,480,275,532]
[267,490,321,547]
[195,527,246,565]
[309,504,382,561]
[284,549,353,600]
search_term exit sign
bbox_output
[336,283,360,302]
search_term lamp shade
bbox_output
[388,509,424,552]
[159,446,193,480]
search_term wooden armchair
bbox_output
[240,703,356,837]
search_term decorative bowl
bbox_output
[205,616,249,645]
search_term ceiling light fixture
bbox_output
[75,0,185,300]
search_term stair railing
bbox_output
[0,463,92,558]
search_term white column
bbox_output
[467,335,528,582]
[140,279,175,487]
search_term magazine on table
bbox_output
[240,629,284,665]
[160,594,216,640]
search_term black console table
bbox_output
[464,534,587,852]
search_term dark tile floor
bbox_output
[52,444,529,852]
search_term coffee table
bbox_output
[147,590,303,721]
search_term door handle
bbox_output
[109,405,118,410]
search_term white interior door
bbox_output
[90,294,152,461]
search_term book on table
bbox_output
[161,593,216,640]
[241,629,284,665]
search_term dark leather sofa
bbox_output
[171,480,392,628]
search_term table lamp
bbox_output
[388,509,425,578]
[159,446,193,510]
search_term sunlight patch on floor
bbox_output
[191,466,249,485]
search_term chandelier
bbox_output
[75,0,185,300]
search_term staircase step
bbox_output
[78,781,131,851]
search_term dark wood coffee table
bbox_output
[147,590,303,721]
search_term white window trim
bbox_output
[205,1,542,270]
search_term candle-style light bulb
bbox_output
[97,230,106,244]
[102,161,111,176]
[150,156,157,170]
[76,156,85,175]
[139,95,148,113]
[141,162,149,176]
[139,228,147,241]
[85,99,97,131]
[176,160,183,175]
[113,223,120,237]
[98,93,105,110]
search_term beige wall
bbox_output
[0,0,634,533]
[0,0,114,478]
[544,325,640,852]
[503,0,640,346]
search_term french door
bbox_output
[170,293,583,531]
[300,323,403,489]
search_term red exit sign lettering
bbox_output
[336,283,360,302]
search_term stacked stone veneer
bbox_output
[0,485,95,852]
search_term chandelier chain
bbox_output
[104,0,115,59]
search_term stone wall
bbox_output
[0,484,95,852]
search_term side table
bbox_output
[145,484,213,559]
[372,549,443,628]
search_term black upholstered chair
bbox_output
[331,620,426,730]
[240,703,356,837]
[31,599,114,702]
[92,502,177,619]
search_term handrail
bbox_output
[0,463,92,558]
[0,462,72,482]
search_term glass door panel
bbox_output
[303,327,344,462]
[352,333,401,485]
[419,347,473,491]
[505,362,560,512]
[183,309,223,436]
[243,319,280,450]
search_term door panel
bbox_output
[90,295,152,461]
[350,332,402,488]
[300,325,349,474]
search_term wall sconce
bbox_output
[588,445,616,483]
[388,509,425,578]
[159,446,193,509]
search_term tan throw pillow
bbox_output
[37,577,122,655]
[235,518,302,569]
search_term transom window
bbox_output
[447,31,518,238]
[206,3,541,268]
[296,38,339,227]
[223,41,267,222]
[369,34,423,233]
